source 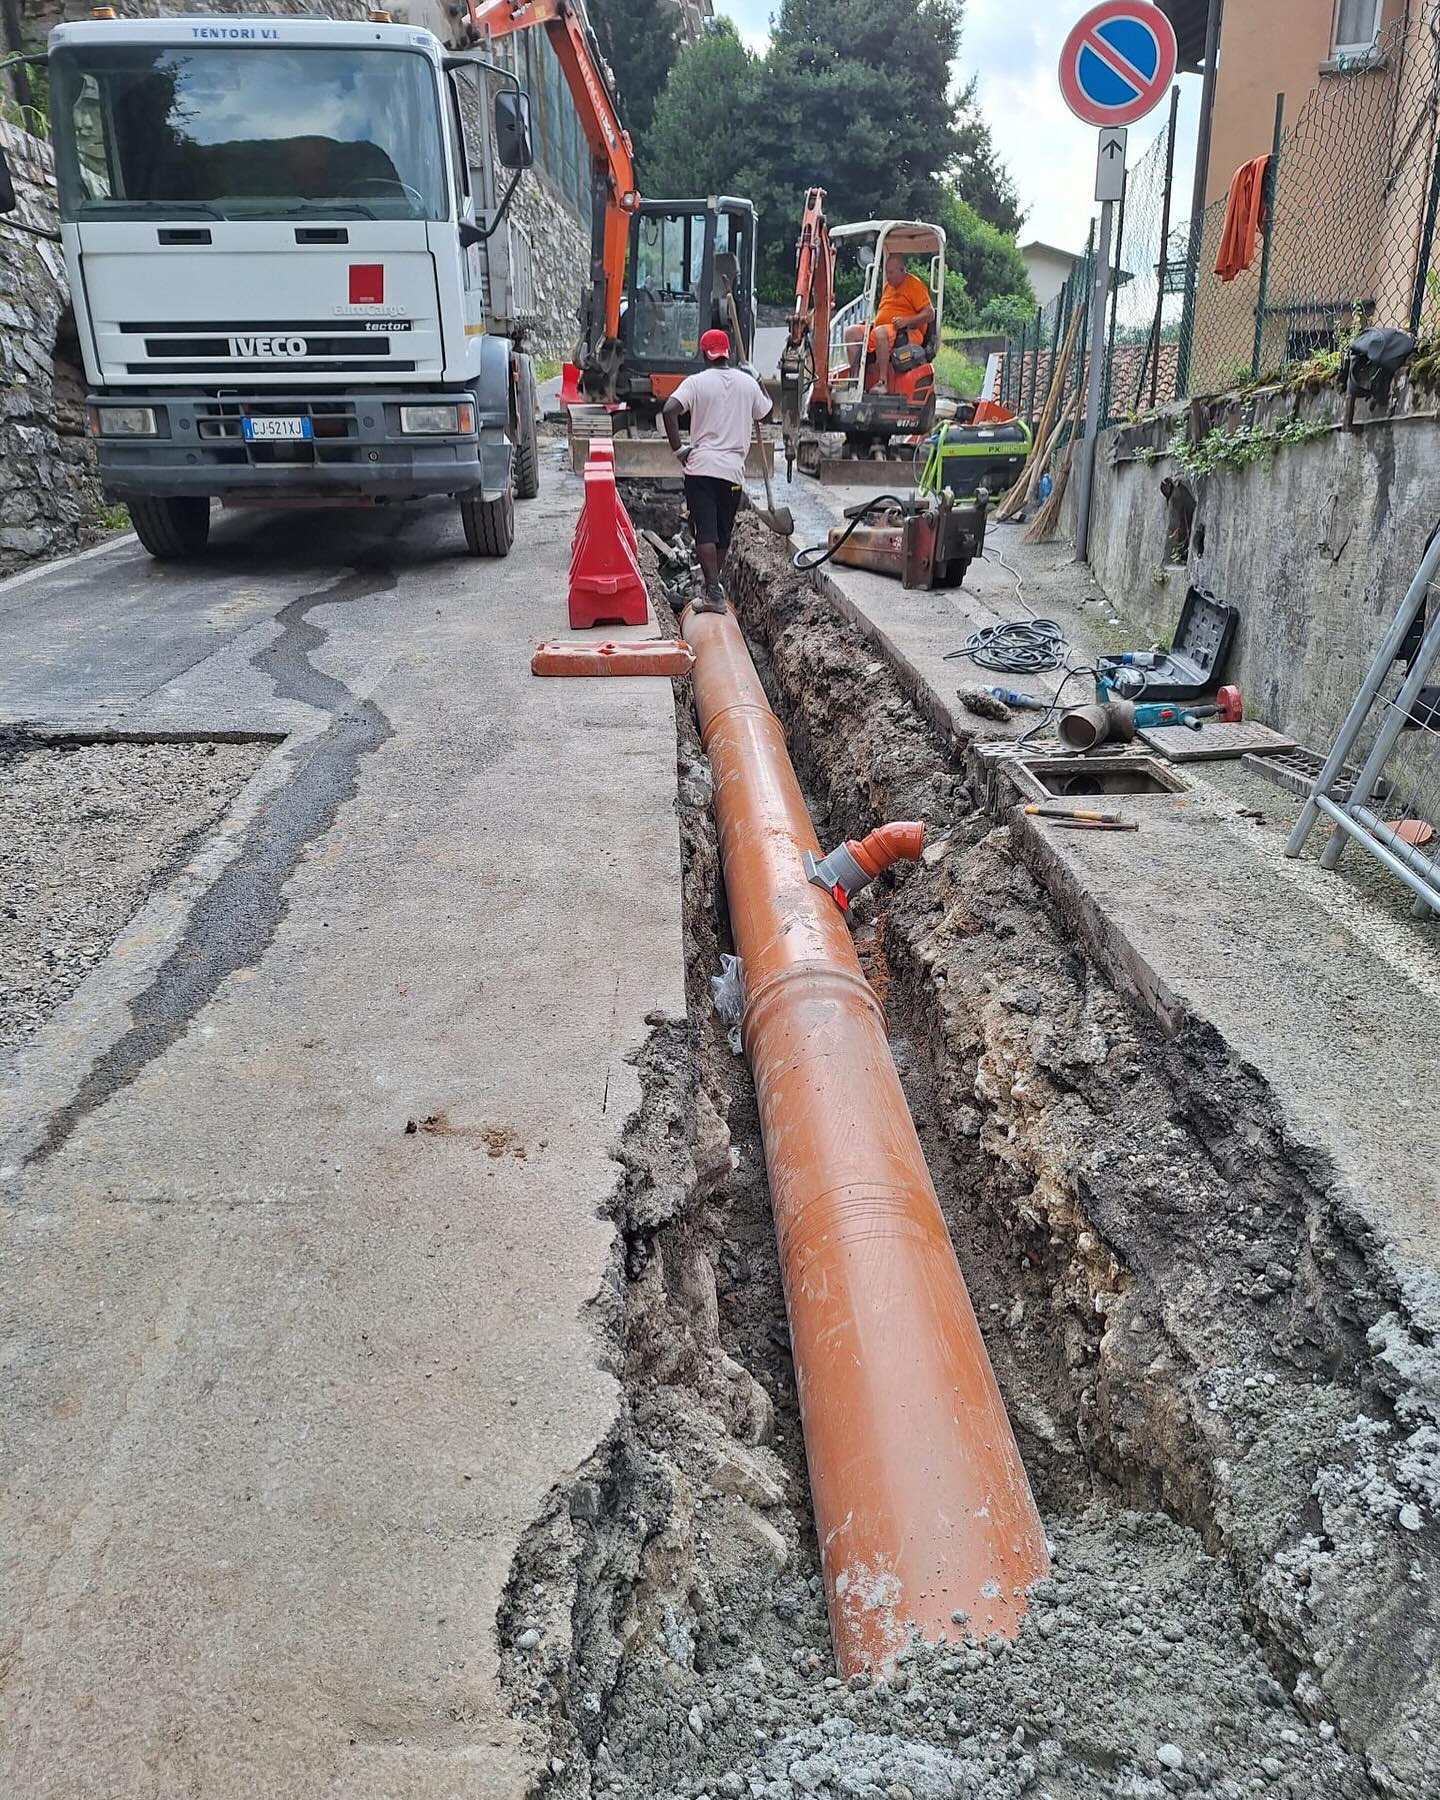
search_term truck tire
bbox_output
[460,483,515,557]
[513,354,541,501]
[129,495,211,560]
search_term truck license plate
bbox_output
[243,415,312,441]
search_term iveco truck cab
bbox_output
[0,13,542,559]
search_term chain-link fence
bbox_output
[995,232,1096,435]
[1001,6,1440,425]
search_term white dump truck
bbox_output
[0,12,543,558]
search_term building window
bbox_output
[1332,0,1380,57]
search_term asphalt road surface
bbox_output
[0,468,684,1798]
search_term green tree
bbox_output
[642,18,760,195]
[587,0,679,144]
[740,0,971,294]
[937,193,1033,324]
[951,100,1025,237]
[978,291,1035,335]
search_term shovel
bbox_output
[726,292,795,537]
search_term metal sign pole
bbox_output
[1076,126,1123,563]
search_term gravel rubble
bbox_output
[598,1506,1372,1799]
[0,737,269,1051]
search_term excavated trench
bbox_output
[498,509,1437,1800]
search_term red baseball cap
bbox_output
[699,328,731,361]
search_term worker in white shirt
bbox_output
[662,328,772,614]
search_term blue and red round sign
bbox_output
[1059,0,1177,128]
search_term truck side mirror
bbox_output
[0,149,17,217]
[494,91,534,171]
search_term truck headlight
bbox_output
[399,403,474,435]
[88,406,158,436]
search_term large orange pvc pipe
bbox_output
[686,604,1049,1675]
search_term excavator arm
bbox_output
[780,186,834,478]
[466,0,637,353]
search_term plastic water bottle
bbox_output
[1039,471,1053,502]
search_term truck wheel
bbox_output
[513,355,541,501]
[129,496,211,560]
[459,483,515,557]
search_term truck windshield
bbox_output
[50,45,446,223]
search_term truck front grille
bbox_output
[127,361,418,376]
[192,398,366,468]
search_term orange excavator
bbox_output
[780,187,944,481]
[466,0,759,441]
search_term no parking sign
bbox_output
[1059,0,1177,129]
[1058,2,1178,561]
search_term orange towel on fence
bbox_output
[1214,155,1270,282]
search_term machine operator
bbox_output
[846,252,935,391]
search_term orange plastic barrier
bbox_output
[559,362,582,408]
[569,451,648,629]
[531,639,693,677]
[685,603,1048,1675]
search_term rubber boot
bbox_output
[692,582,728,616]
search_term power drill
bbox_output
[1128,684,1243,732]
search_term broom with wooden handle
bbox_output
[1024,365,1088,544]
[996,302,1084,520]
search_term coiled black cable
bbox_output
[942,617,1068,675]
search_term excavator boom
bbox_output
[780,185,835,476]
[467,0,636,345]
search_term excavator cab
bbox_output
[781,195,956,481]
[827,220,943,441]
[617,196,756,420]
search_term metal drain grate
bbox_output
[1244,745,1390,805]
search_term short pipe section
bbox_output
[685,605,1048,1675]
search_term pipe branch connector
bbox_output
[804,821,926,912]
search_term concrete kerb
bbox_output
[0,531,139,597]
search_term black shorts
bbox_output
[684,474,743,551]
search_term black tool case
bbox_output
[1101,586,1238,701]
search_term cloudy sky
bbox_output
[721,0,1201,255]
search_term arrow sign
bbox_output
[1060,1,1177,128]
[1096,125,1127,201]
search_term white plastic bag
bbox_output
[709,954,744,1056]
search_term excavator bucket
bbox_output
[568,417,775,483]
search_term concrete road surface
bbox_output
[0,463,684,1796]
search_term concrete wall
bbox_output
[0,120,102,575]
[1082,382,1440,762]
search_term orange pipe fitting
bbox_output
[848,820,925,880]
[685,605,1048,1675]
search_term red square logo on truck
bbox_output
[349,264,384,305]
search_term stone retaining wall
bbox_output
[510,170,587,365]
[0,120,101,576]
